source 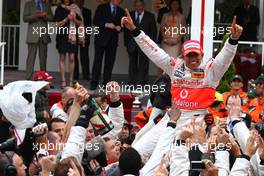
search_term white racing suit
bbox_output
[131,30,238,175]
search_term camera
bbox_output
[81,136,107,175]
[82,150,105,176]
[190,161,205,171]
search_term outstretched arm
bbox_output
[208,16,243,84]
[121,8,176,76]
[103,82,124,139]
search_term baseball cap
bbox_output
[182,40,203,57]
[253,74,264,84]
[215,92,223,102]
[231,74,243,82]
[34,71,53,81]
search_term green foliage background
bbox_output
[214,0,242,93]
[216,35,236,93]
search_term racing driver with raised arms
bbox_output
[121,8,243,176]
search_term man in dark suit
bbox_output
[23,0,53,80]
[234,0,260,41]
[124,0,157,85]
[74,0,92,80]
[91,0,125,90]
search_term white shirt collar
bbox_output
[110,2,116,9]
[136,11,144,17]
[135,11,144,23]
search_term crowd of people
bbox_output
[0,71,263,176]
[0,0,262,175]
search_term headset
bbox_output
[4,151,17,176]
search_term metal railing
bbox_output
[213,40,264,66]
[1,25,20,68]
[0,42,6,85]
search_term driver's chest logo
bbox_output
[180,89,188,99]
[191,68,205,79]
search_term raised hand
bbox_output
[39,155,57,174]
[106,81,120,102]
[202,160,219,176]
[227,95,242,121]
[121,8,136,31]
[228,137,241,157]
[192,119,207,144]
[257,135,264,160]
[168,107,181,122]
[218,118,227,129]
[32,123,48,136]
[245,130,259,157]
[154,154,169,176]
[179,121,194,141]
[230,16,243,39]
[206,135,217,154]
[216,128,229,145]
[74,85,89,105]
[68,160,81,176]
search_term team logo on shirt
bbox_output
[191,68,205,79]
[180,89,188,99]
[174,64,185,78]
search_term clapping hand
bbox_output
[245,130,259,157]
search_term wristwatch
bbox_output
[167,121,176,128]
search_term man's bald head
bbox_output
[61,87,76,105]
